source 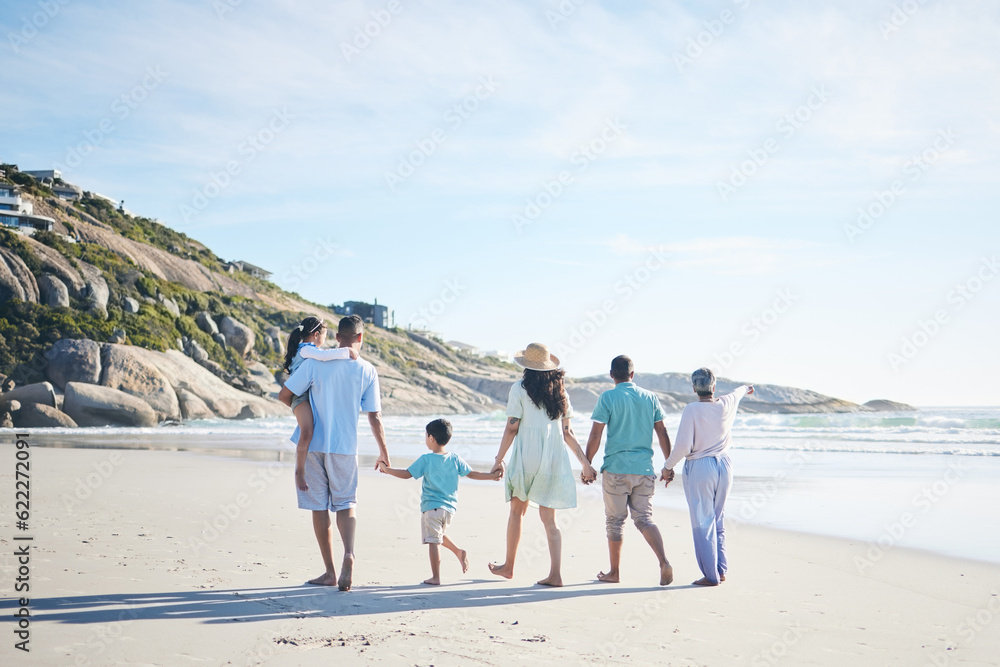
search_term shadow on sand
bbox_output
[28,580,701,625]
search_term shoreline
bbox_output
[3,447,999,665]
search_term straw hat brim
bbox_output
[513,350,561,371]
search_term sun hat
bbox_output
[513,343,561,371]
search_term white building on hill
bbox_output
[0,183,55,234]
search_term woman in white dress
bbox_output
[489,343,597,586]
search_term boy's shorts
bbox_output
[297,452,358,512]
[421,508,453,544]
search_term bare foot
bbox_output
[597,570,620,583]
[422,577,441,585]
[338,554,354,592]
[456,550,469,574]
[660,562,674,586]
[537,575,562,587]
[488,562,513,579]
[720,573,726,582]
[692,577,719,586]
[306,572,337,586]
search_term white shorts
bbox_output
[297,452,358,512]
[420,508,453,544]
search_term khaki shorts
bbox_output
[420,508,453,544]
[602,472,656,540]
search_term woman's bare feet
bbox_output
[338,554,354,591]
[692,577,719,586]
[537,575,563,587]
[488,562,514,579]
[422,577,441,585]
[456,550,470,574]
[660,562,674,586]
[597,570,620,583]
[306,572,338,586]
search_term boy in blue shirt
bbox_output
[379,418,500,585]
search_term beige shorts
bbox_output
[602,472,656,540]
[420,507,454,544]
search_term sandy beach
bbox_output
[3,445,1000,666]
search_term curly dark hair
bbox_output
[521,368,569,421]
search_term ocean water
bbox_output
[8,407,1000,564]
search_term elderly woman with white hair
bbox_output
[662,368,753,586]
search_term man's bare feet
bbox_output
[456,549,469,574]
[488,562,513,579]
[306,572,338,586]
[338,554,354,591]
[597,570,620,583]
[537,575,562,587]
[422,577,441,586]
[660,562,674,586]
[692,577,719,586]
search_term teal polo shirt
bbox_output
[591,382,665,476]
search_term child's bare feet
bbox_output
[338,554,354,591]
[660,562,674,586]
[422,577,441,585]
[456,549,469,574]
[597,570,620,583]
[692,577,719,586]
[306,572,337,586]
[537,575,562,587]
[488,562,513,579]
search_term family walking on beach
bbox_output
[278,316,753,590]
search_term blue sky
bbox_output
[2,0,998,406]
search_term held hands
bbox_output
[660,466,675,488]
[490,459,505,480]
[348,347,359,360]
[580,463,598,485]
[375,455,390,472]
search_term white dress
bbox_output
[504,381,576,509]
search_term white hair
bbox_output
[692,367,716,396]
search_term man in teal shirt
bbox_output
[586,355,674,586]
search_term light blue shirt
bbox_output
[284,357,381,455]
[591,381,665,476]
[407,452,472,514]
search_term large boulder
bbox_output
[265,326,284,353]
[0,381,57,411]
[38,274,70,308]
[125,348,286,419]
[185,339,209,364]
[246,361,281,398]
[13,403,78,428]
[0,247,39,304]
[99,343,181,421]
[23,236,86,297]
[122,297,140,314]
[195,312,218,335]
[45,339,102,389]
[176,388,214,421]
[219,316,254,356]
[63,381,157,427]
[159,296,180,317]
[77,261,109,318]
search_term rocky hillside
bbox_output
[0,164,519,427]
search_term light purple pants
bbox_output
[682,453,733,584]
